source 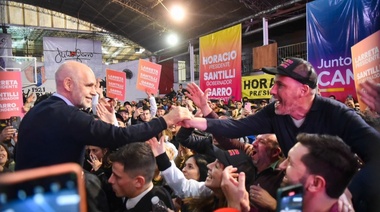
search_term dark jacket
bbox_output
[205,95,380,211]
[15,96,168,170]
[122,186,174,212]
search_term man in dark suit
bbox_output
[15,60,192,171]
[108,142,174,212]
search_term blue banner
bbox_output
[307,0,380,102]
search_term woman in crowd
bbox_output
[181,154,208,181]
[173,153,209,211]
[0,143,13,173]
[148,137,255,212]
[85,145,123,212]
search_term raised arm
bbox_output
[148,137,213,198]
[147,91,157,117]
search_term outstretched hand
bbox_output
[185,83,210,108]
[163,106,193,126]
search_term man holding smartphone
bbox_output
[0,119,18,161]
[277,133,358,211]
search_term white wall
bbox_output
[104,60,147,102]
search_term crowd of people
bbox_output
[1,58,380,212]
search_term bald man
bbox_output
[15,61,192,170]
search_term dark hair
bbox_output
[186,154,209,181]
[109,143,156,183]
[296,133,358,198]
[142,105,150,111]
[0,143,11,169]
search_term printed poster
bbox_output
[106,69,126,100]
[43,37,103,79]
[351,30,380,111]
[307,0,380,102]
[242,74,274,99]
[136,59,162,94]
[0,71,23,119]
[199,24,242,101]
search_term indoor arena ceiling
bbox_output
[1,0,310,62]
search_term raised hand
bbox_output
[96,100,116,124]
[0,126,17,142]
[87,153,103,172]
[358,79,380,113]
[185,83,212,115]
[147,136,166,157]
[221,165,250,212]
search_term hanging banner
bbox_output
[199,24,242,101]
[136,59,162,94]
[0,71,23,119]
[351,30,380,111]
[307,0,380,102]
[106,69,126,100]
[43,37,103,80]
[242,74,274,100]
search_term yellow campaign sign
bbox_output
[242,74,274,99]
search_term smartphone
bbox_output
[10,116,21,130]
[0,163,86,212]
[276,184,303,212]
[137,101,143,108]
[244,102,251,111]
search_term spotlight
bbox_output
[167,33,179,46]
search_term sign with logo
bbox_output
[136,59,162,94]
[199,24,242,101]
[106,69,126,100]
[351,30,380,111]
[242,74,274,99]
[43,37,103,79]
[307,0,380,102]
[0,71,23,119]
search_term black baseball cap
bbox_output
[262,57,318,89]
[213,146,253,173]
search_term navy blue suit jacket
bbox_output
[15,96,167,170]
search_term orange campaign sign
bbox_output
[351,30,380,111]
[199,24,242,101]
[0,71,24,119]
[106,69,126,101]
[136,59,162,94]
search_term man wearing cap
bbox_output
[182,57,380,211]
[156,106,166,118]
[117,106,130,123]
